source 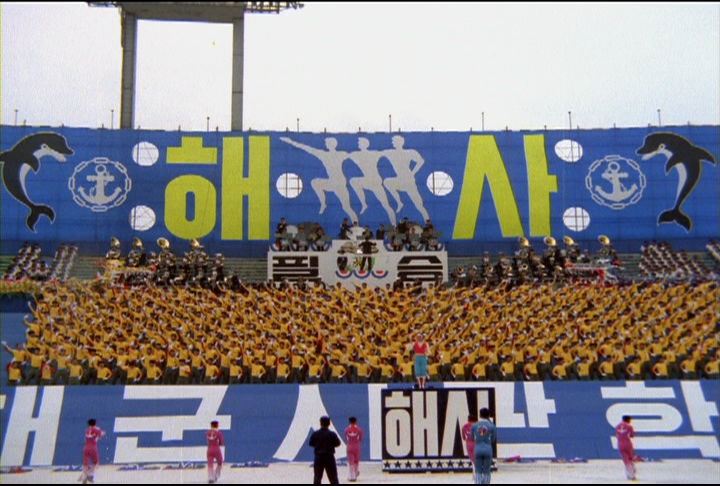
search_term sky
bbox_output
[1,2,719,133]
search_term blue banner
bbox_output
[1,381,718,466]
[1,125,718,257]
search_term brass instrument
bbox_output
[519,236,529,247]
[544,236,556,247]
[157,237,170,249]
[106,237,122,261]
[132,237,143,248]
[563,236,575,246]
[598,235,610,246]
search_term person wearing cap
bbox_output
[379,358,396,384]
[51,346,71,385]
[339,218,351,240]
[499,355,516,382]
[551,356,568,381]
[24,346,45,386]
[471,354,489,382]
[145,359,163,385]
[126,360,144,385]
[226,358,242,384]
[451,355,467,382]
[109,346,129,385]
[309,416,341,484]
[625,355,643,381]
[95,360,112,385]
[329,359,348,383]
[275,217,288,248]
[293,225,310,251]
[206,420,224,483]
[7,361,23,386]
[178,360,192,385]
[164,348,180,385]
[275,356,291,384]
[263,347,278,384]
[205,359,220,384]
[651,354,670,380]
[68,358,85,385]
[396,354,414,383]
[3,341,28,380]
[523,356,540,381]
[290,346,307,384]
[703,351,720,379]
[353,357,373,384]
[190,347,207,384]
[306,357,324,384]
[38,355,56,386]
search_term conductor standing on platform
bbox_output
[359,234,377,272]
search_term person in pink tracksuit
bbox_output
[344,416,364,482]
[615,415,636,480]
[462,414,478,472]
[79,418,105,484]
[206,420,224,483]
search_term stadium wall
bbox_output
[1,381,718,466]
[1,125,718,258]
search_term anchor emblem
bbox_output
[78,164,122,205]
[68,157,132,212]
[585,155,646,210]
[595,161,637,202]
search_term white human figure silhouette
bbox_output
[382,135,429,221]
[281,137,357,221]
[348,137,396,225]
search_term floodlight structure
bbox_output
[88,2,303,131]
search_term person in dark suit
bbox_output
[309,416,341,484]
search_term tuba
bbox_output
[519,236,529,247]
[106,237,121,261]
[190,238,200,249]
[598,235,610,246]
[563,236,575,246]
[543,236,556,247]
[132,237,143,248]
[157,237,170,249]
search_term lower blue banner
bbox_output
[1,381,718,466]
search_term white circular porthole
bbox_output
[555,139,583,163]
[132,141,160,167]
[276,173,303,198]
[426,171,454,196]
[563,206,590,232]
[129,205,156,231]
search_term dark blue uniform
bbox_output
[309,426,341,484]
[471,418,497,484]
